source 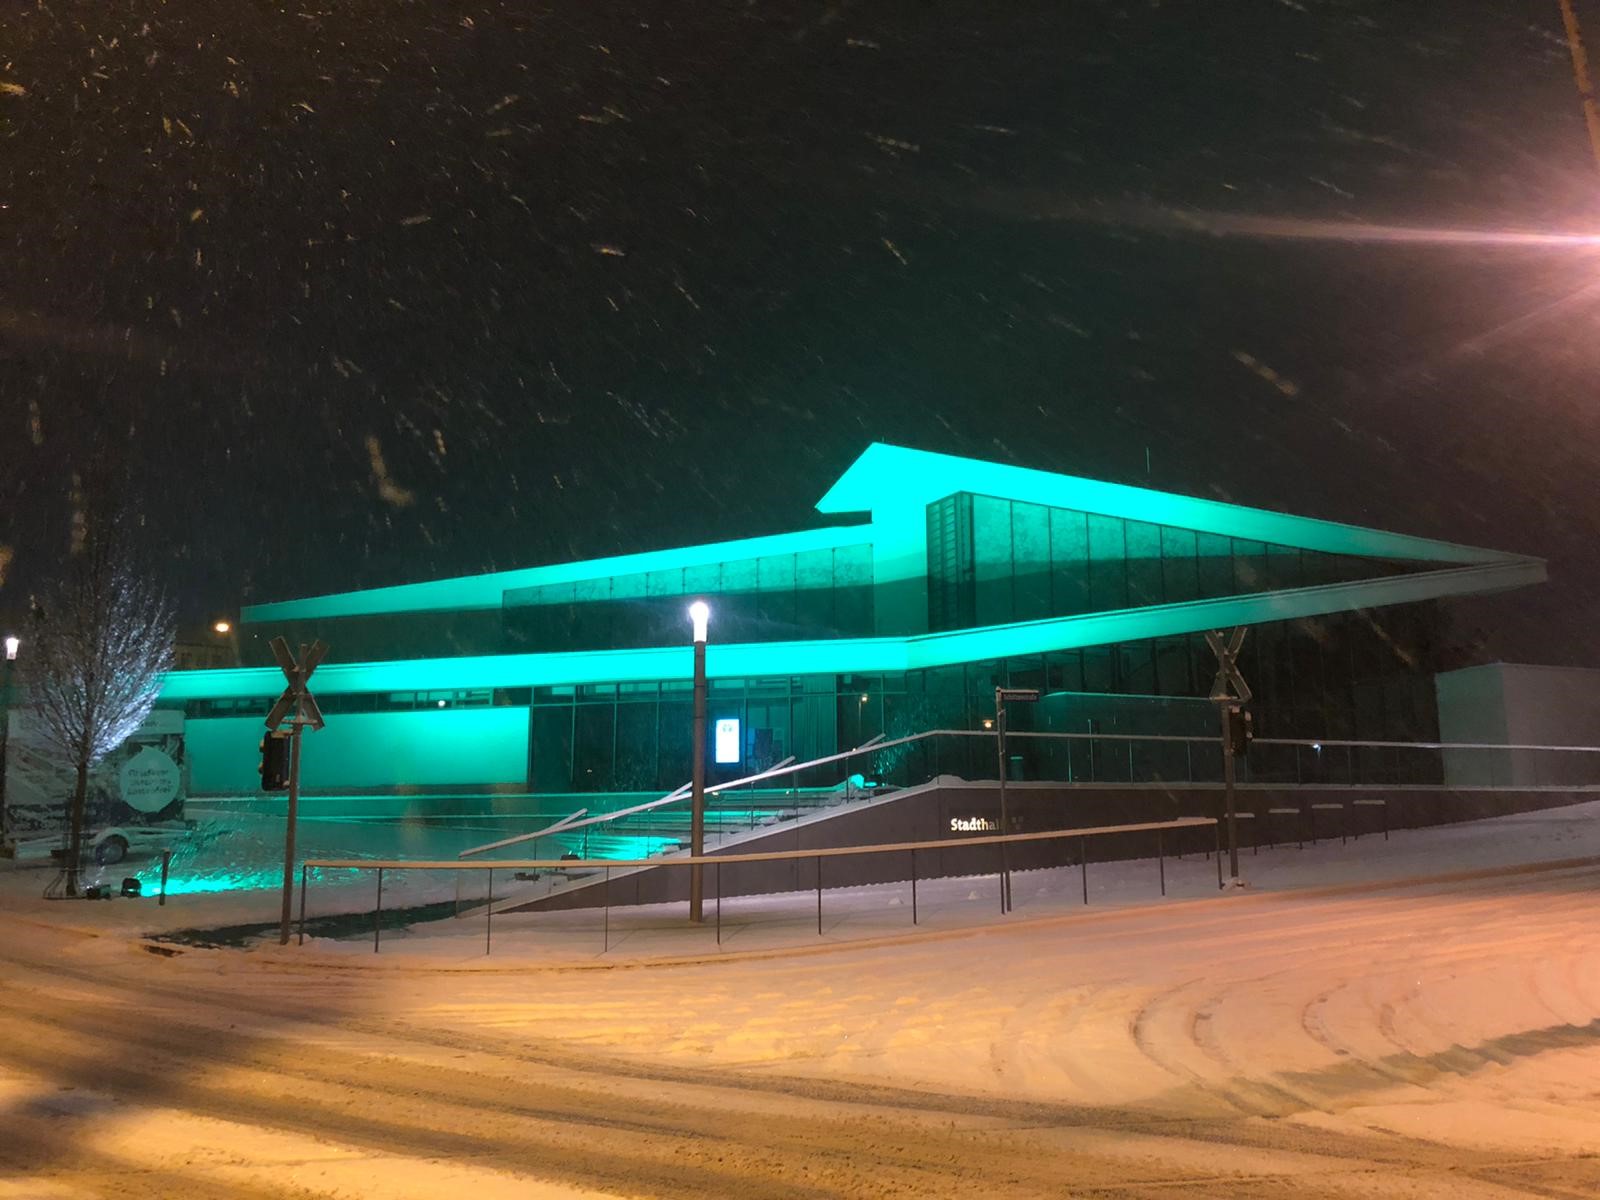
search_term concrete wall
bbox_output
[508,780,1600,913]
[1437,663,1600,786]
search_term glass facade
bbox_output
[239,544,875,665]
[504,542,874,652]
[516,605,1444,795]
[927,492,1415,631]
[208,476,1466,799]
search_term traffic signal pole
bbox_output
[263,638,327,947]
[279,719,304,945]
[1205,627,1251,891]
[1220,703,1240,886]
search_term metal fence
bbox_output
[442,727,1600,873]
[301,815,1219,955]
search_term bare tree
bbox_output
[30,524,174,897]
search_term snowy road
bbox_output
[3,849,1600,1196]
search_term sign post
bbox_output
[993,686,1040,914]
[265,638,327,945]
[1204,627,1251,889]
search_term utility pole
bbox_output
[1558,0,1600,174]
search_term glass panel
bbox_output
[657,698,692,787]
[683,561,721,596]
[572,704,615,791]
[1232,539,1269,593]
[1011,500,1051,621]
[540,580,576,605]
[1087,515,1127,610]
[721,557,758,594]
[1120,642,1156,694]
[1196,533,1233,598]
[834,543,872,587]
[531,707,573,792]
[757,553,796,593]
[1048,507,1089,615]
[1154,638,1191,695]
[833,545,874,634]
[645,568,682,597]
[614,700,658,791]
[1160,526,1199,604]
[1083,645,1115,693]
[1125,520,1163,607]
[1266,544,1302,591]
[757,553,797,626]
[1046,649,1083,693]
[972,494,1014,626]
[795,546,835,632]
[610,571,645,601]
[926,494,973,631]
[745,697,790,770]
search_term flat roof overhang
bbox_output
[161,556,1545,702]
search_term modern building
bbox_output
[1437,663,1600,786]
[149,443,1545,809]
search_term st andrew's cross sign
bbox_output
[265,638,327,731]
[1204,627,1252,704]
[265,636,327,945]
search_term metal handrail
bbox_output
[1250,735,1600,753]
[446,725,1600,867]
[309,816,1216,873]
[458,806,589,859]
[298,815,1222,952]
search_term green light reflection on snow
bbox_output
[135,865,363,897]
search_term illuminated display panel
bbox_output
[715,718,741,764]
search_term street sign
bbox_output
[265,638,327,731]
[264,637,328,946]
[1204,627,1252,704]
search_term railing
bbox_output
[300,815,1220,955]
[433,727,1600,909]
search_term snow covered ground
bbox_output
[1,802,1598,1196]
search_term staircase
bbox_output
[463,779,903,912]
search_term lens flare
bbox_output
[1158,210,1600,249]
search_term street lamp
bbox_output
[687,600,710,923]
[212,620,232,635]
[1,636,18,848]
[994,686,1040,914]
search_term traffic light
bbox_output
[1225,706,1254,757]
[259,730,290,791]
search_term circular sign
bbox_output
[118,746,180,814]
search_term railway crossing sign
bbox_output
[1205,627,1252,704]
[265,638,327,731]
[264,637,328,947]
[1205,626,1252,889]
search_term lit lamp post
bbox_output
[688,600,710,923]
[0,635,17,846]
[994,685,1040,914]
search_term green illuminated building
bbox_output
[159,444,1544,799]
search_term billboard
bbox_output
[1,707,187,847]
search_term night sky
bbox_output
[3,0,1599,662]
